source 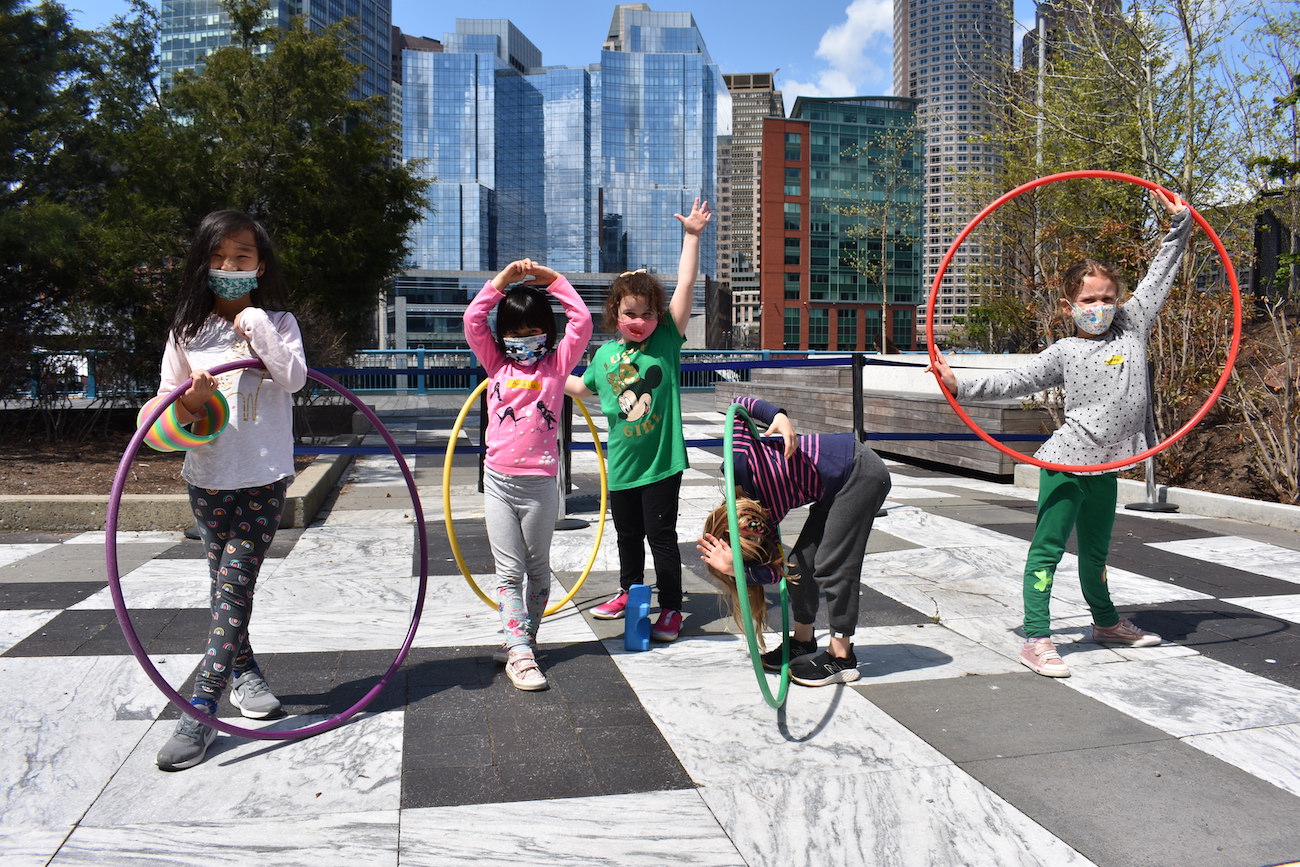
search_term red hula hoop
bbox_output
[924,169,1242,474]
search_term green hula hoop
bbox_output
[723,403,791,710]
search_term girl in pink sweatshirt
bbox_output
[463,259,593,690]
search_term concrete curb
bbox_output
[0,439,359,533]
[1013,463,1300,532]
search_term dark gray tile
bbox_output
[963,739,1300,867]
[861,672,1167,762]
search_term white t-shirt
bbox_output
[157,309,307,490]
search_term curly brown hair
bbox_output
[602,270,668,332]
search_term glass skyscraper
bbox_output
[395,9,728,349]
[158,0,392,104]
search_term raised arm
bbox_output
[669,198,711,336]
[1124,191,1191,328]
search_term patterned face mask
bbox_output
[502,333,548,365]
[1070,302,1116,335]
[208,269,260,300]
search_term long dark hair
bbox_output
[171,210,289,343]
[495,284,557,353]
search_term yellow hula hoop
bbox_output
[442,378,608,616]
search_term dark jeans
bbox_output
[609,472,683,610]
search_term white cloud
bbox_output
[780,0,894,112]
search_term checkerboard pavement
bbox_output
[3,394,1300,866]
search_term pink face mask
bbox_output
[619,317,658,343]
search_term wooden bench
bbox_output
[711,366,1057,478]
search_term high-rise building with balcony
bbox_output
[893,0,1013,339]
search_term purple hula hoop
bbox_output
[105,359,429,741]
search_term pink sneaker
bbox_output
[1092,618,1162,647]
[1019,637,1070,677]
[592,591,629,620]
[650,609,682,642]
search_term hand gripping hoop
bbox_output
[724,402,792,710]
[106,359,429,740]
[441,379,607,616]
[925,169,1242,473]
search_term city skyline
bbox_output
[66,0,1048,109]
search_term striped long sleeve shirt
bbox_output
[728,397,857,585]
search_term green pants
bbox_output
[1022,470,1120,638]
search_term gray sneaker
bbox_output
[230,670,282,719]
[156,713,217,771]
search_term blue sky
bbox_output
[62,0,1042,111]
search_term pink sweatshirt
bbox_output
[463,275,592,477]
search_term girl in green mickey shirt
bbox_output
[566,198,712,643]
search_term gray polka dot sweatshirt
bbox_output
[956,209,1192,471]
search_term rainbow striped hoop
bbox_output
[135,391,230,452]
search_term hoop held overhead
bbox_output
[924,169,1242,474]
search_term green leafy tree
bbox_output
[0,0,93,398]
[146,0,428,364]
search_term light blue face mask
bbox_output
[502,333,548,365]
[208,269,259,300]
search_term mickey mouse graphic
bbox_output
[608,357,662,423]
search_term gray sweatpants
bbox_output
[786,442,891,636]
[483,468,559,649]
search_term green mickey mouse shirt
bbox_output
[583,317,688,491]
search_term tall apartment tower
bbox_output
[893,0,1013,339]
[158,0,392,105]
[723,73,784,349]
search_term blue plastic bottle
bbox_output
[624,584,652,652]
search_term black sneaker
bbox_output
[790,648,860,686]
[760,637,819,671]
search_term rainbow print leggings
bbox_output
[187,480,287,704]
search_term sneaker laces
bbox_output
[175,713,210,743]
[237,672,271,699]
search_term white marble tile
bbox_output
[1147,536,1300,584]
[69,558,283,610]
[409,572,598,649]
[399,791,744,866]
[606,634,952,788]
[940,612,1197,670]
[1183,723,1300,798]
[344,453,417,488]
[84,711,402,825]
[0,826,71,867]
[699,765,1095,867]
[1222,594,1300,625]
[885,485,955,499]
[0,609,59,654]
[1063,655,1300,738]
[0,543,57,568]
[64,531,181,545]
[873,506,1028,549]
[316,507,418,528]
[54,811,400,866]
[847,622,1025,682]
[0,655,199,827]
[248,573,418,653]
